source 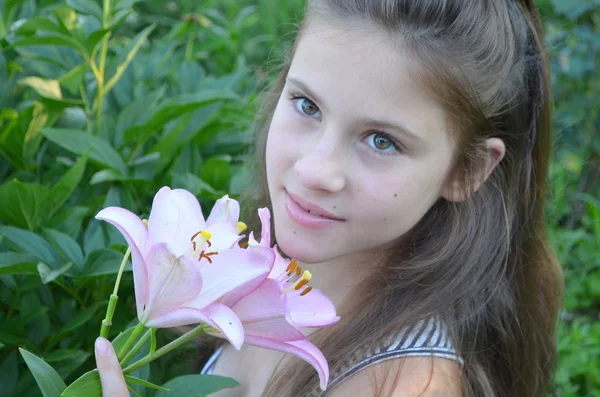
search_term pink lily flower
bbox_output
[95,187,274,350]
[213,208,340,390]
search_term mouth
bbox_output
[285,189,345,222]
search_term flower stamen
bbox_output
[237,221,247,234]
[300,286,313,296]
[282,270,312,295]
[190,230,212,258]
[199,251,219,263]
[286,259,298,273]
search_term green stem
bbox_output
[99,248,131,338]
[0,13,7,38]
[95,0,112,134]
[184,24,196,61]
[120,328,152,367]
[123,324,206,375]
[117,322,146,362]
[113,248,131,296]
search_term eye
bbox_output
[365,132,402,155]
[290,95,321,118]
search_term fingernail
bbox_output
[95,337,110,356]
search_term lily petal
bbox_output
[201,303,246,350]
[147,187,205,257]
[188,247,273,310]
[146,304,244,350]
[267,245,292,281]
[206,195,240,227]
[231,279,304,341]
[205,222,243,251]
[286,287,341,328]
[142,243,203,324]
[95,207,149,318]
[244,335,330,391]
[257,208,271,247]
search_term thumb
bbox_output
[94,337,130,397]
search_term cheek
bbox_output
[266,103,303,181]
[351,169,443,237]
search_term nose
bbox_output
[293,136,346,193]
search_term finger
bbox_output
[95,337,130,397]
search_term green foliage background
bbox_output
[0,0,597,396]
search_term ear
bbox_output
[441,138,506,202]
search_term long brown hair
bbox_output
[239,0,563,396]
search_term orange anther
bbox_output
[300,286,313,296]
[294,279,309,290]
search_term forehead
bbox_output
[289,18,449,142]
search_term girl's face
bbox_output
[266,19,457,264]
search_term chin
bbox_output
[276,233,336,264]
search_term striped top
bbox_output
[201,317,462,396]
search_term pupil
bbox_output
[374,133,391,150]
[301,99,317,115]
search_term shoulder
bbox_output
[325,356,463,397]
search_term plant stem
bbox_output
[120,328,152,367]
[117,322,146,362]
[99,248,131,338]
[122,324,206,375]
[184,24,196,61]
[95,0,112,134]
[113,248,131,295]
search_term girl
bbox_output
[94,0,563,396]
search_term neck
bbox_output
[299,249,380,312]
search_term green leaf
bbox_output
[3,307,49,332]
[50,206,89,238]
[0,351,18,397]
[19,348,67,397]
[10,36,84,53]
[201,157,231,191]
[47,301,106,350]
[66,0,103,20]
[124,90,236,144]
[125,376,169,391]
[19,77,63,100]
[155,375,240,397]
[53,351,92,380]
[0,181,51,230]
[0,332,34,349]
[37,262,73,284]
[83,249,131,276]
[58,64,88,95]
[61,370,101,397]
[84,28,110,55]
[43,229,85,269]
[48,154,88,219]
[111,325,137,352]
[105,24,156,94]
[16,17,69,36]
[0,103,48,170]
[89,168,147,185]
[42,128,127,175]
[0,252,39,275]
[0,225,60,265]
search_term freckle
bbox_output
[394,194,398,197]
[384,218,387,222]
[333,206,336,209]
[293,231,296,234]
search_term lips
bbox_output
[285,190,345,221]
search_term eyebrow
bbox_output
[285,76,425,144]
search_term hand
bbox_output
[94,337,129,397]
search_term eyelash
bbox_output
[287,92,404,156]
